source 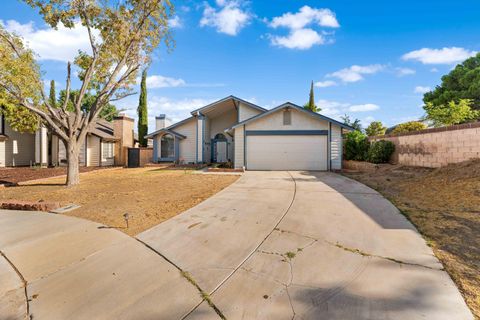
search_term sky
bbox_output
[1,0,479,132]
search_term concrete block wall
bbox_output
[370,122,480,168]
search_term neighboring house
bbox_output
[0,114,135,167]
[145,96,352,171]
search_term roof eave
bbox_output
[232,102,356,131]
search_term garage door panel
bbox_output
[246,135,327,171]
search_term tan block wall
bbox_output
[371,122,480,168]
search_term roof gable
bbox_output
[231,102,354,130]
[190,95,266,116]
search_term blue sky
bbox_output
[1,0,479,132]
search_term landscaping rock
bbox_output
[0,200,61,212]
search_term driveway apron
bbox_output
[139,171,473,320]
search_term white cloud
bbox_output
[314,80,337,88]
[328,64,385,83]
[118,95,217,132]
[317,99,349,119]
[146,75,186,88]
[414,86,431,94]
[402,47,477,65]
[1,19,94,62]
[348,103,380,112]
[316,99,380,121]
[270,6,339,30]
[363,116,375,125]
[430,68,439,72]
[267,6,339,50]
[200,1,251,36]
[395,67,416,76]
[270,28,324,50]
[168,16,182,28]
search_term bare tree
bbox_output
[0,0,173,186]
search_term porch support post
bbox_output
[174,136,180,162]
[35,126,48,167]
[153,136,158,163]
[197,114,205,163]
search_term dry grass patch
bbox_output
[0,167,239,236]
[344,160,480,319]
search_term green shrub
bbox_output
[367,140,395,164]
[344,131,370,161]
[391,121,427,134]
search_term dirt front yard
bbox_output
[344,160,480,319]
[0,167,239,235]
[0,166,103,185]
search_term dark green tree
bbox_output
[137,69,148,147]
[304,81,319,112]
[423,53,480,110]
[49,80,56,108]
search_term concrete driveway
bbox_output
[0,171,473,319]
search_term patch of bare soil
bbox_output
[344,160,480,319]
[0,168,239,236]
[0,166,102,185]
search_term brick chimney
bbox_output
[156,114,171,131]
[113,114,134,166]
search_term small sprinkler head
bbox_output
[123,213,130,229]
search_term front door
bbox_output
[216,141,227,163]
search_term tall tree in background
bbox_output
[49,80,56,108]
[424,99,479,127]
[341,114,362,131]
[0,0,173,186]
[137,69,148,147]
[304,81,319,112]
[423,53,480,110]
[365,121,386,136]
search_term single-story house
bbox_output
[0,113,136,167]
[145,96,353,170]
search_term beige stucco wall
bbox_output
[174,118,196,164]
[371,123,480,168]
[87,135,100,167]
[0,141,5,167]
[238,102,263,122]
[203,117,211,163]
[330,125,342,170]
[245,108,329,131]
[234,125,245,169]
[2,122,35,167]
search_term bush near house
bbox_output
[344,131,370,161]
[367,140,395,164]
[345,131,395,164]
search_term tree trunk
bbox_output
[66,141,81,186]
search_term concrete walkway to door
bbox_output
[139,171,473,319]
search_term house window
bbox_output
[102,142,114,161]
[283,110,291,125]
[161,134,175,158]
